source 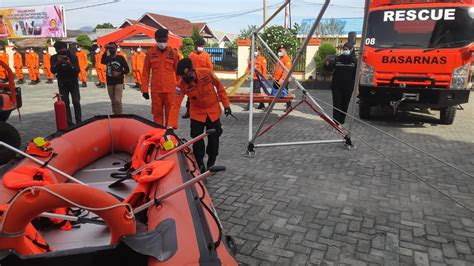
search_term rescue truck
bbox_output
[358,0,474,124]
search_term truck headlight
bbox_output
[360,62,375,86]
[450,63,471,90]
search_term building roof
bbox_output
[118,19,139,29]
[11,38,49,48]
[138,13,215,38]
[298,17,363,38]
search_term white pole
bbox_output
[249,34,256,142]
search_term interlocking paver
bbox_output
[4,82,474,265]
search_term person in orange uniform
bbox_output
[95,46,106,88]
[141,29,179,127]
[245,46,268,110]
[0,47,8,83]
[273,46,293,111]
[42,49,54,83]
[13,47,24,84]
[182,39,214,118]
[131,47,145,89]
[172,58,231,171]
[25,48,38,85]
[76,46,88,87]
[32,48,40,84]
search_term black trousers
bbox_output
[332,86,354,124]
[58,79,82,126]
[190,117,223,169]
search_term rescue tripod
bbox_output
[244,0,370,156]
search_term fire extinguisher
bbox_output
[54,93,67,131]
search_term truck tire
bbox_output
[359,102,372,120]
[0,110,12,122]
[439,106,456,125]
[0,121,21,165]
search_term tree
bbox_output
[95,23,115,30]
[238,25,257,40]
[191,27,204,46]
[260,25,299,57]
[76,34,93,48]
[314,43,337,80]
[182,38,194,58]
[0,39,8,47]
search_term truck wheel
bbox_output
[0,121,21,165]
[359,102,372,119]
[0,110,12,122]
[439,106,457,125]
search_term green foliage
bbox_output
[95,23,115,30]
[0,39,8,47]
[260,25,299,57]
[238,25,256,40]
[225,41,237,49]
[315,43,337,79]
[210,43,220,48]
[76,34,93,48]
[191,27,204,46]
[182,38,194,58]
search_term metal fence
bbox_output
[204,48,238,72]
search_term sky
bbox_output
[2,0,366,34]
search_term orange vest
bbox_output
[247,55,267,79]
[132,51,145,71]
[173,68,230,124]
[76,50,88,69]
[14,52,23,68]
[25,53,33,67]
[274,54,292,82]
[42,53,51,69]
[189,51,213,70]
[141,46,179,94]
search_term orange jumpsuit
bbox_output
[0,52,8,80]
[273,54,292,84]
[95,50,106,84]
[247,54,268,79]
[13,52,23,80]
[33,52,40,81]
[25,52,37,81]
[141,46,179,126]
[76,50,88,83]
[170,68,230,129]
[42,53,53,80]
[189,50,213,70]
[131,51,145,85]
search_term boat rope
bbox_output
[107,115,127,163]
[0,186,134,232]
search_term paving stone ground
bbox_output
[4,80,474,265]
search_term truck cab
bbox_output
[358,0,474,124]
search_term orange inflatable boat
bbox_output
[0,115,238,266]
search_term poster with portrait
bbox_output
[0,5,66,38]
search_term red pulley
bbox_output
[54,93,67,131]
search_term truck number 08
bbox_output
[365,38,376,45]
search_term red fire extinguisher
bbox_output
[54,93,67,131]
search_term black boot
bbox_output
[133,83,139,88]
[18,79,24,84]
[35,79,40,84]
[81,82,87,87]
[257,103,265,109]
[46,79,53,84]
[207,156,216,170]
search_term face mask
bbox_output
[157,42,167,50]
[254,51,259,57]
[197,47,204,53]
[43,50,47,54]
[96,49,100,53]
[137,48,142,52]
[117,48,121,52]
[277,51,284,57]
[342,50,351,56]
[183,75,194,84]
[77,48,81,51]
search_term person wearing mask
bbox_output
[42,49,53,83]
[0,47,8,83]
[141,29,179,127]
[172,58,231,171]
[32,48,40,84]
[273,46,293,111]
[324,42,357,124]
[95,46,106,88]
[25,48,37,84]
[13,47,24,84]
[131,47,145,89]
[244,46,267,111]
[183,39,214,119]
[50,41,82,126]
[76,46,88,87]
[101,42,130,115]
